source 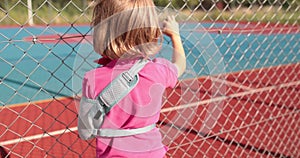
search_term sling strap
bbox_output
[97,58,149,111]
[93,124,156,137]
[78,58,156,139]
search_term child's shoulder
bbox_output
[84,57,177,77]
[150,58,178,72]
[83,65,111,80]
[150,58,172,67]
[152,57,170,63]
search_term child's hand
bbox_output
[162,16,186,77]
[162,16,179,38]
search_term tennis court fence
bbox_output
[0,0,299,157]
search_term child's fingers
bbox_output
[166,15,175,23]
[162,16,179,36]
[166,16,171,22]
[170,15,175,21]
[162,20,168,31]
[163,16,176,28]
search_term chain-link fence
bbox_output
[0,0,299,157]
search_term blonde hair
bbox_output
[92,0,162,60]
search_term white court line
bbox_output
[1,80,299,146]
[210,76,255,91]
[0,127,77,146]
[161,80,300,112]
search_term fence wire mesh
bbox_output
[0,0,299,157]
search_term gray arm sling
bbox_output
[78,59,156,140]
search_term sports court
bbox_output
[0,1,299,158]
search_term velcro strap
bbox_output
[94,124,156,137]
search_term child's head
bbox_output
[92,0,162,60]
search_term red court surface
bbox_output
[0,63,299,157]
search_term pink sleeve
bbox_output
[153,58,178,88]
[81,71,95,99]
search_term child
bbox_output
[81,0,186,157]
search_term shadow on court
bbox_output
[158,121,293,158]
[0,146,9,158]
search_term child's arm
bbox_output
[162,16,186,77]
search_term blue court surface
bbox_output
[0,23,299,105]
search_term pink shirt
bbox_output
[82,58,178,158]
